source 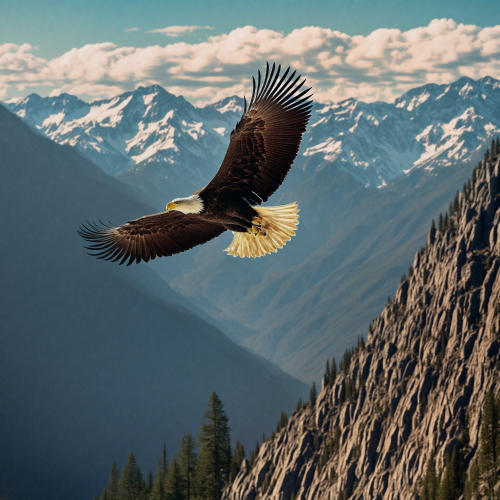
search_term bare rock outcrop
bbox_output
[225,154,500,500]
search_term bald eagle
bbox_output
[79,63,312,264]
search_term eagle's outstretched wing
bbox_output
[78,211,225,265]
[205,63,313,204]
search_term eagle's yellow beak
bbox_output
[166,202,178,211]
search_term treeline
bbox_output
[94,391,297,500]
[95,392,238,500]
[420,390,500,500]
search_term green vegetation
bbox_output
[420,390,500,500]
[95,392,242,500]
[309,381,318,408]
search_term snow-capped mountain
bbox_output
[4,88,243,198]
[298,76,500,186]
[4,76,500,191]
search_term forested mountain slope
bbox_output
[225,148,500,500]
[0,105,306,500]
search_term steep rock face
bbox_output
[225,154,500,500]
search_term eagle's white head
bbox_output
[166,194,204,214]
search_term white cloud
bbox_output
[148,25,215,37]
[125,27,140,32]
[1,20,500,104]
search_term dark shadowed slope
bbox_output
[0,105,307,500]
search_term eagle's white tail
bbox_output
[224,203,299,258]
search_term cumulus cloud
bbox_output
[148,25,215,37]
[125,27,140,32]
[1,19,500,104]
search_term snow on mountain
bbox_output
[4,86,241,184]
[298,76,500,186]
[3,76,500,190]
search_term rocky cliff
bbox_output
[225,151,500,500]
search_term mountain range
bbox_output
[0,105,307,500]
[5,75,500,195]
[4,76,500,383]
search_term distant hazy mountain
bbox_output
[0,106,306,500]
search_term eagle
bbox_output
[79,63,312,264]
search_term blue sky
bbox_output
[2,0,500,59]
[1,0,500,104]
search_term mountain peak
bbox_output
[5,75,500,189]
[205,95,244,114]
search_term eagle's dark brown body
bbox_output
[195,187,258,232]
[79,63,312,263]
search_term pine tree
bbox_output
[104,462,119,500]
[438,213,444,232]
[329,358,337,388]
[230,440,246,482]
[178,431,197,500]
[135,466,145,499]
[443,213,449,232]
[496,136,500,156]
[146,471,154,496]
[464,458,480,500]
[296,397,303,411]
[432,219,436,229]
[151,444,168,500]
[479,390,499,482]
[279,411,288,431]
[249,442,260,467]
[117,452,138,500]
[309,382,317,408]
[324,360,330,385]
[196,392,231,500]
[165,456,184,500]
[437,447,464,500]
[420,450,438,500]
[484,149,491,162]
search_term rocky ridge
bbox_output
[225,152,500,499]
